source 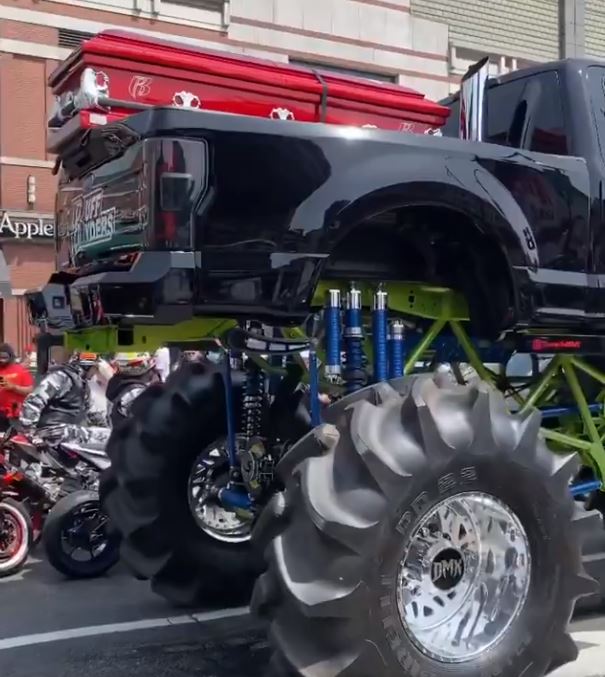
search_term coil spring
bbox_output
[242,365,264,441]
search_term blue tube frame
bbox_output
[222,350,239,468]
[309,348,322,427]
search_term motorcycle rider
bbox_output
[106,352,161,427]
[18,352,110,450]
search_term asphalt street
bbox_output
[0,555,269,677]
[1,553,605,677]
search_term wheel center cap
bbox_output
[430,547,464,591]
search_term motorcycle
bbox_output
[0,468,32,577]
[0,425,120,578]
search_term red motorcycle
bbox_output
[0,457,34,577]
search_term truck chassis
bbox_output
[81,278,602,676]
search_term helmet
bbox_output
[113,352,155,376]
[69,351,99,370]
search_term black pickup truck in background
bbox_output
[26,57,605,341]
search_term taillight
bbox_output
[147,137,208,250]
[157,140,178,244]
[156,140,194,245]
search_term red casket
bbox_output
[48,30,450,153]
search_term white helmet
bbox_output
[113,352,155,376]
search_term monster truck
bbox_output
[27,34,605,675]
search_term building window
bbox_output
[163,0,223,7]
[58,29,94,50]
[289,59,396,84]
[158,0,226,28]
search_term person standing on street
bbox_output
[0,342,34,430]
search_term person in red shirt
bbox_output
[0,343,34,429]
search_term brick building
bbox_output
[0,0,597,353]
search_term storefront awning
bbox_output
[0,250,13,297]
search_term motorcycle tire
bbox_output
[0,498,31,578]
[43,489,120,579]
[252,375,598,677]
[100,362,262,607]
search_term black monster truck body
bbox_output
[30,58,605,341]
[39,50,605,677]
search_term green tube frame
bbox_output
[59,281,605,487]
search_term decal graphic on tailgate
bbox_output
[69,188,116,254]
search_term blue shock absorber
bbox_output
[242,362,264,443]
[324,289,342,381]
[343,283,366,393]
[389,320,405,378]
[372,286,389,383]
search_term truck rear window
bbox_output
[588,66,605,160]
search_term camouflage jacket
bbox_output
[20,366,90,431]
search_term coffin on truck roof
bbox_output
[47,29,450,155]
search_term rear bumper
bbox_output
[25,251,198,330]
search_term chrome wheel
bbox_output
[397,491,531,663]
[60,502,110,562]
[187,444,251,544]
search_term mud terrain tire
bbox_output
[100,363,262,607]
[252,375,597,677]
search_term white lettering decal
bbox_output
[69,188,116,253]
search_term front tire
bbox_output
[100,363,262,607]
[0,498,31,577]
[252,376,597,677]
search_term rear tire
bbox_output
[100,363,262,607]
[252,376,597,677]
[0,498,31,578]
[43,490,119,579]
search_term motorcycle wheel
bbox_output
[100,363,262,607]
[43,489,120,579]
[252,375,598,677]
[0,498,31,577]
